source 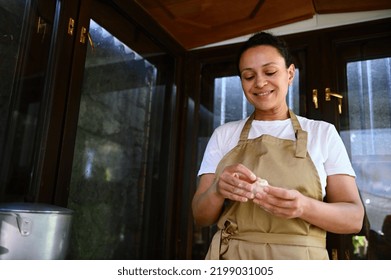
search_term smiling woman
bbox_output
[239,45,295,119]
[237,33,296,120]
[192,32,364,260]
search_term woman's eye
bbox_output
[266,71,277,76]
[243,76,254,80]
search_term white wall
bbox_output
[197,9,391,49]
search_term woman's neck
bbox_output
[253,105,290,121]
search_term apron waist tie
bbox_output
[207,229,325,260]
[232,231,326,248]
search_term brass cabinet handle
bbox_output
[87,33,94,51]
[68,18,75,36]
[312,89,319,109]
[79,26,94,51]
[325,88,343,114]
[80,26,87,44]
[37,16,47,42]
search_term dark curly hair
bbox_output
[236,32,293,76]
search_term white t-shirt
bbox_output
[198,115,356,197]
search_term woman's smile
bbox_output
[253,89,274,97]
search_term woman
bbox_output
[192,32,364,260]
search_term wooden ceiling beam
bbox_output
[131,0,391,49]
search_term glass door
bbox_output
[324,21,391,260]
[61,1,177,259]
[341,57,391,259]
[340,58,391,260]
[0,0,59,202]
[281,21,391,260]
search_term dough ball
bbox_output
[252,177,268,194]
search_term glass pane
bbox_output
[213,76,250,127]
[342,57,391,259]
[67,20,168,259]
[287,70,300,114]
[0,1,24,148]
[0,0,57,201]
[213,70,300,128]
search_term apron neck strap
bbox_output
[289,110,308,158]
[239,112,254,142]
[239,110,308,158]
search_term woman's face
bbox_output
[239,45,295,119]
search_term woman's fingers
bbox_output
[253,186,304,218]
[217,165,256,201]
[232,164,257,182]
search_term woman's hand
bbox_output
[215,164,257,202]
[252,185,307,219]
[192,163,257,226]
[252,174,365,234]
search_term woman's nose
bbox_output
[255,77,268,88]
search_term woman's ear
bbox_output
[288,64,295,85]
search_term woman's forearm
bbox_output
[300,197,364,234]
[305,174,365,234]
[192,174,225,226]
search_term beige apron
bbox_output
[205,110,328,260]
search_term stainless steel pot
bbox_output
[0,203,73,259]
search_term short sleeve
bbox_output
[324,125,356,177]
[197,129,225,176]
[197,120,245,176]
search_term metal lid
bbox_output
[0,203,73,214]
